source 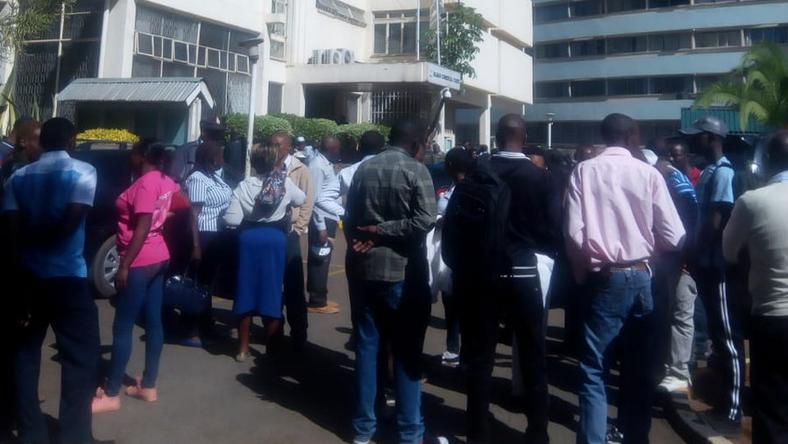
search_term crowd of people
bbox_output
[0,110,787,444]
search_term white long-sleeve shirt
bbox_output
[339,155,376,197]
[308,151,345,230]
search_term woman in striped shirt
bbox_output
[184,142,233,347]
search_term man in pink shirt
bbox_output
[565,114,686,444]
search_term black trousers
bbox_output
[281,231,308,342]
[695,266,745,421]
[458,249,549,444]
[751,315,788,444]
[15,277,100,444]
[307,219,338,307]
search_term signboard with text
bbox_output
[426,63,461,90]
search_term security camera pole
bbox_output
[239,36,265,178]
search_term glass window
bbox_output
[132,54,160,77]
[695,74,724,93]
[268,23,286,37]
[648,33,691,51]
[173,41,189,62]
[388,23,402,54]
[650,76,692,94]
[696,30,742,48]
[570,39,605,57]
[606,0,646,13]
[607,77,648,96]
[268,82,284,114]
[270,41,286,60]
[571,79,606,97]
[162,60,194,77]
[137,33,154,56]
[374,24,387,54]
[607,36,647,54]
[570,0,603,17]
[236,55,250,73]
[207,48,221,68]
[272,0,287,14]
[536,43,569,59]
[534,81,569,98]
[747,26,788,45]
[534,4,568,23]
[403,22,417,54]
[200,22,229,50]
[648,0,689,8]
[316,0,367,27]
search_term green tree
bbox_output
[695,43,788,130]
[424,4,484,79]
[0,0,75,55]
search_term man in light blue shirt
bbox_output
[3,118,101,444]
[307,135,345,313]
[680,116,743,427]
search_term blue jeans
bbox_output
[106,261,167,396]
[577,268,657,444]
[351,280,426,444]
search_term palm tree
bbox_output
[695,43,788,130]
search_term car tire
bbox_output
[91,235,119,298]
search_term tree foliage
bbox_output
[0,0,75,56]
[423,4,484,79]
[695,43,788,130]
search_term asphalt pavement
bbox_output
[33,234,685,444]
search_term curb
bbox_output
[661,391,735,444]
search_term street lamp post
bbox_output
[239,36,265,178]
[546,112,556,150]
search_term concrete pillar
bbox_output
[479,94,491,146]
[101,0,136,78]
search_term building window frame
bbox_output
[373,10,428,57]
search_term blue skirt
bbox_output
[233,227,287,318]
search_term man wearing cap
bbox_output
[170,120,226,184]
[294,136,315,163]
[680,116,744,427]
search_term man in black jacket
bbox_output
[459,114,559,444]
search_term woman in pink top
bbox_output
[93,139,182,413]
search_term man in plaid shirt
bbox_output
[344,119,438,444]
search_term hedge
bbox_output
[224,113,294,141]
[76,128,140,143]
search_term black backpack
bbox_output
[442,160,511,281]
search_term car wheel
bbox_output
[91,235,119,298]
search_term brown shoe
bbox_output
[307,305,340,314]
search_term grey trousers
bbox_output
[666,270,698,380]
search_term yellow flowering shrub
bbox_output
[76,128,140,143]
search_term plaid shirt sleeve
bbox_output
[376,162,436,239]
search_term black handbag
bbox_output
[163,270,210,316]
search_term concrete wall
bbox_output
[144,0,265,32]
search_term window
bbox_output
[695,74,724,93]
[747,26,788,45]
[570,39,605,57]
[695,30,742,48]
[373,10,427,56]
[536,43,569,59]
[648,0,689,8]
[607,36,647,54]
[607,77,648,96]
[606,0,646,13]
[272,0,287,14]
[270,41,285,60]
[694,0,736,3]
[268,82,283,114]
[571,79,605,97]
[650,76,692,94]
[534,4,568,24]
[268,23,286,37]
[316,0,367,27]
[534,81,569,99]
[570,0,603,17]
[648,33,691,51]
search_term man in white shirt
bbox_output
[307,135,345,313]
[723,130,788,444]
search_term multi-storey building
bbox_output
[1,0,534,146]
[527,0,788,146]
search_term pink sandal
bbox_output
[125,378,158,402]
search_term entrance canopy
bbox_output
[58,77,215,108]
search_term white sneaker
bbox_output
[441,351,460,367]
[658,376,690,393]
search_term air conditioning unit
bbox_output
[309,48,355,65]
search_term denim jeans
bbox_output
[351,280,426,444]
[106,261,167,396]
[15,277,100,444]
[577,268,657,444]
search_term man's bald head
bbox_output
[767,130,788,177]
[496,114,526,152]
[601,113,638,148]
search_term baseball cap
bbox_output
[296,136,306,143]
[679,116,729,138]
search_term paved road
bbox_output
[34,235,684,444]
